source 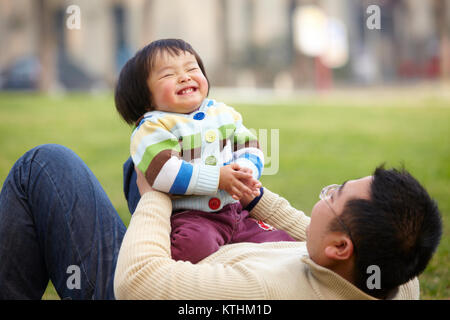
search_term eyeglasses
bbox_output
[319,184,356,251]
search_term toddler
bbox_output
[115,39,293,263]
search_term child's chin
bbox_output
[177,104,201,114]
[183,99,203,108]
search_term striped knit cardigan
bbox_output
[130,98,264,212]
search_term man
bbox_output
[115,160,442,299]
[0,145,442,299]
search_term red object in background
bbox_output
[315,57,333,90]
[398,57,440,79]
[423,56,440,78]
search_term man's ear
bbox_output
[324,234,354,261]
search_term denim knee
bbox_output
[22,144,77,164]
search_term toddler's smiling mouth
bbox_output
[177,87,197,95]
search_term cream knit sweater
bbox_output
[114,188,420,300]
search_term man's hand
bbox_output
[219,163,261,200]
[135,167,154,196]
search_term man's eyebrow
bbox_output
[338,180,348,197]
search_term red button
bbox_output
[208,197,221,210]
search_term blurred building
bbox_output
[0,0,449,92]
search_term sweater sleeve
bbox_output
[395,277,420,300]
[113,191,266,300]
[248,188,311,241]
[131,119,219,195]
[231,109,264,180]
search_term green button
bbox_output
[205,155,217,166]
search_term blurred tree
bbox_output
[434,0,450,80]
[216,0,230,86]
[36,0,56,92]
[141,0,154,46]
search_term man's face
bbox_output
[306,176,373,267]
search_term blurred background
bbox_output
[0,0,449,93]
[0,0,449,299]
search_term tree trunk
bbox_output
[434,0,450,80]
[36,0,56,92]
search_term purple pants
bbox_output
[170,202,295,263]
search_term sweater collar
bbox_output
[134,99,210,127]
[301,256,379,300]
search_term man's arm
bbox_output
[246,188,311,242]
[395,277,420,300]
[113,191,266,300]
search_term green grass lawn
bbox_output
[0,91,448,299]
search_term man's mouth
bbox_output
[177,87,197,95]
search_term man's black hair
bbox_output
[330,166,442,299]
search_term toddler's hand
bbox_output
[238,166,262,196]
[219,163,261,200]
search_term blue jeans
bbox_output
[0,144,137,299]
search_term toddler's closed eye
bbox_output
[160,74,174,79]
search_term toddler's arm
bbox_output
[231,112,264,181]
[131,119,219,195]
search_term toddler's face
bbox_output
[147,51,208,114]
